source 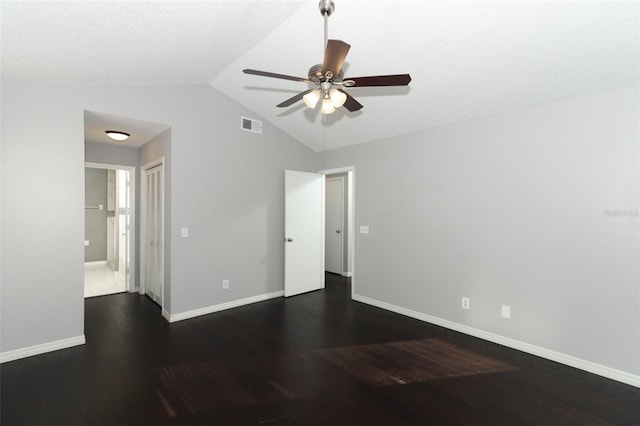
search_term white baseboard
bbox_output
[0,335,86,364]
[84,260,107,266]
[353,294,640,388]
[341,271,353,278]
[162,308,171,322]
[164,290,285,323]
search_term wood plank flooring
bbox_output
[2,273,639,425]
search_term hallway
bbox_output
[84,262,126,298]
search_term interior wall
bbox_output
[1,87,86,353]
[6,80,634,382]
[85,141,140,168]
[84,168,108,262]
[319,84,640,378]
[1,84,317,355]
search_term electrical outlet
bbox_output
[461,297,470,310]
[222,279,229,290]
[501,305,511,319]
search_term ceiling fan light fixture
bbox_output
[329,88,347,108]
[242,1,411,116]
[303,89,321,108]
[105,130,130,141]
[321,98,336,114]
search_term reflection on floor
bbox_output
[84,262,126,298]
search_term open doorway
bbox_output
[325,174,346,275]
[322,167,355,291]
[283,167,355,298]
[84,164,135,297]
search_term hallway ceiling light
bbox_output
[105,130,130,141]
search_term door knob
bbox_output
[285,238,293,242]
[336,229,341,233]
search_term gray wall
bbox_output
[1,87,85,351]
[319,84,640,377]
[84,168,107,261]
[3,81,637,382]
[1,85,317,354]
[85,140,140,168]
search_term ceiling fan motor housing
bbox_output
[308,64,343,83]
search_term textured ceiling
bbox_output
[1,0,307,85]
[2,1,639,152]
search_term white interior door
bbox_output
[284,170,324,297]
[325,177,344,275]
[145,164,163,305]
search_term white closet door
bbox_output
[145,165,163,305]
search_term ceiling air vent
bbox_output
[241,117,262,134]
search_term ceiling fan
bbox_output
[243,0,411,115]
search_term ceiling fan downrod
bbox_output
[319,0,335,50]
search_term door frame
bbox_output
[324,176,345,275]
[140,158,165,310]
[318,166,355,298]
[85,162,136,293]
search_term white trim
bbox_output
[163,291,284,323]
[353,294,640,388]
[162,308,172,322]
[321,176,326,287]
[86,161,131,170]
[342,272,353,278]
[140,158,164,171]
[0,335,86,364]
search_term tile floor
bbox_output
[84,262,126,298]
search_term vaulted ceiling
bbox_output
[2,1,638,152]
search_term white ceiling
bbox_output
[2,1,639,152]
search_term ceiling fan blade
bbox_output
[346,74,412,87]
[243,69,313,84]
[338,89,363,112]
[276,90,313,107]
[321,40,351,77]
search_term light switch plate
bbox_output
[181,227,189,238]
[359,225,370,234]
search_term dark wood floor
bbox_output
[2,273,639,425]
